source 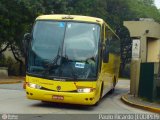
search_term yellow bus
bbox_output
[23,14,121,105]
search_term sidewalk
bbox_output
[0,76,24,84]
[121,93,160,113]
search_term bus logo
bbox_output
[56,86,61,91]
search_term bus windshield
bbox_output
[27,21,100,80]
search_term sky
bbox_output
[154,0,160,9]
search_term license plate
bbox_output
[52,95,64,100]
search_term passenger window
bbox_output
[105,27,120,55]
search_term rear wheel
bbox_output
[113,76,117,87]
[109,87,115,94]
[109,76,116,94]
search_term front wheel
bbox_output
[94,83,103,106]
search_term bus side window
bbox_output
[105,27,120,55]
[103,26,110,63]
[98,24,105,73]
[109,35,120,55]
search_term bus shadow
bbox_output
[31,87,128,111]
[31,93,112,111]
[31,101,95,111]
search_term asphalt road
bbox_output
[0,79,153,115]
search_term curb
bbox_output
[0,80,22,84]
[121,94,160,114]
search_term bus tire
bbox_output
[113,76,116,87]
[41,101,50,103]
[109,87,115,94]
[109,76,116,94]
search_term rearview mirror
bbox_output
[23,33,31,55]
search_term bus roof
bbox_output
[36,14,104,25]
[36,14,119,39]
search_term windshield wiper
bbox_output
[43,47,61,74]
[49,47,61,66]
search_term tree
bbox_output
[0,0,44,75]
[140,0,154,6]
[0,1,11,53]
[0,0,160,76]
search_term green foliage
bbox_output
[126,0,160,22]
[0,54,7,67]
[6,57,19,76]
[0,0,160,77]
[0,55,25,76]
[120,63,131,78]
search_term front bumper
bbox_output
[26,86,97,105]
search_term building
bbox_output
[124,18,160,101]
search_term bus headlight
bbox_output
[27,83,41,89]
[77,88,94,93]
